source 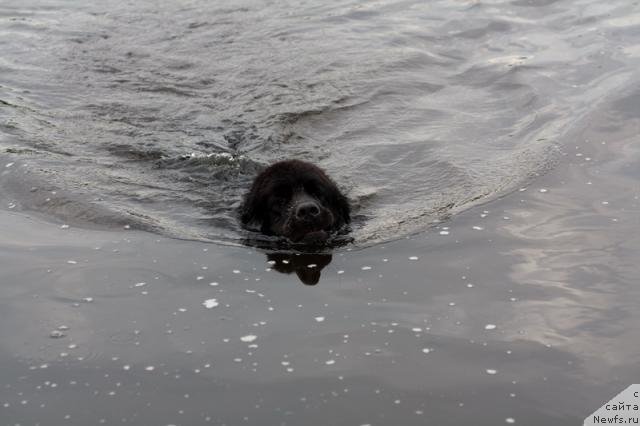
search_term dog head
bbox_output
[239,160,350,245]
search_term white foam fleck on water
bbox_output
[408,256,419,260]
[472,226,484,230]
[505,418,515,424]
[209,282,219,286]
[240,335,256,343]
[325,359,335,365]
[314,316,325,322]
[412,327,422,332]
[485,324,497,330]
[486,369,498,375]
[145,366,154,371]
[60,224,69,229]
[361,266,372,270]
[203,299,219,308]
[67,260,77,264]
[134,282,146,287]
[439,230,449,235]
[422,348,432,354]
[539,188,548,193]
[337,270,345,274]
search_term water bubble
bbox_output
[203,299,219,308]
[49,330,66,339]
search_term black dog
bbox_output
[239,159,350,245]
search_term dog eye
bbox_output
[272,185,291,198]
[271,196,286,206]
[303,181,320,195]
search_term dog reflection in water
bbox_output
[266,253,333,285]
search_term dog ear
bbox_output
[239,190,263,226]
[331,190,351,225]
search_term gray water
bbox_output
[2,0,638,244]
[2,1,640,425]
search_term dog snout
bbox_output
[295,201,321,221]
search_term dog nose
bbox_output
[296,202,320,220]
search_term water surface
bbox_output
[2,0,638,243]
[1,1,640,425]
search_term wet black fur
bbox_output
[239,159,350,245]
